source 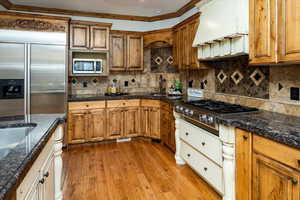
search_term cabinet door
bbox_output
[236,129,252,200]
[70,24,89,50]
[110,33,126,71]
[127,35,143,70]
[90,26,109,51]
[88,109,106,142]
[23,180,40,200]
[278,0,300,63]
[249,0,277,65]
[68,110,87,144]
[252,153,300,200]
[40,155,55,200]
[140,107,150,137]
[124,107,140,137]
[169,112,176,152]
[149,108,160,139]
[181,25,190,68]
[172,30,178,67]
[160,109,170,144]
[107,108,124,139]
[189,19,200,69]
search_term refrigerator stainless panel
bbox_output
[0,43,25,117]
[30,44,66,115]
[0,43,25,79]
[0,30,66,45]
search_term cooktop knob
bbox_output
[200,114,207,122]
[185,109,189,114]
[179,107,184,111]
[175,105,180,110]
[189,110,194,116]
[207,116,214,124]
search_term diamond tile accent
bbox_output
[217,70,227,84]
[231,70,244,85]
[250,69,265,86]
[166,56,174,65]
[154,56,163,65]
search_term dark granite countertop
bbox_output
[68,94,300,150]
[0,114,65,200]
[216,110,300,150]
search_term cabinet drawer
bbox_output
[179,119,222,166]
[253,135,300,170]
[181,141,224,194]
[107,99,140,108]
[140,99,161,108]
[69,101,106,110]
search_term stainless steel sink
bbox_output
[151,93,166,97]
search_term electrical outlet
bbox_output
[290,87,300,101]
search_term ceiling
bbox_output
[10,0,191,17]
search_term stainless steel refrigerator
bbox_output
[0,30,67,119]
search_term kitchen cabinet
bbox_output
[148,108,160,139]
[173,13,206,69]
[249,0,300,65]
[253,153,300,200]
[235,129,300,200]
[161,104,176,152]
[110,31,143,71]
[107,108,124,139]
[68,101,106,144]
[70,21,111,51]
[140,107,150,137]
[140,100,161,139]
[124,107,140,137]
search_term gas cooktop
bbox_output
[185,99,258,114]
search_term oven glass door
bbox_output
[73,60,95,74]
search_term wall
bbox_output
[182,57,300,117]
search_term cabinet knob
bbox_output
[291,178,298,185]
[243,135,249,140]
[201,142,206,146]
[39,178,45,184]
[44,172,49,178]
[86,105,89,107]
[204,167,208,171]
[187,154,191,157]
[185,132,189,136]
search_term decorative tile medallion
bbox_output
[217,70,227,84]
[231,70,244,85]
[167,56,174,65]
[250,69,265,86]
[154,56,163,65]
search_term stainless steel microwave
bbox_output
[73,59,103,74]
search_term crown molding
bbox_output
[0,0,201,22]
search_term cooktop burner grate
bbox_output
[186,99,259,114]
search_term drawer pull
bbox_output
[291,178,298,185]
[204,167,208,171]
[202,142,206,146]
[187,154,191,157]
[243,136,249,140]
[185,132,189,136]
[86,105,89,107]
[39,178,45,184]
[44,172,49,177]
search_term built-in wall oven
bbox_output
[72,59,103,74]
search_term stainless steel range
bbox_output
[174,89,258,199]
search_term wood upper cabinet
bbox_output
[124,107,140,137]
[110,33,126,71]
[68,110,87,144]
[70,21,111,51]
[278,0,300,63]
[236,129,252,200]
[127,34,143,70]
[70,24,90,50]
[90,26,109,51]
[87,109,106,142]
[107,108,124,139]
[189,19,200,69]
[252,153,300,200]
[250,0,300,65]
[110,32,143,71]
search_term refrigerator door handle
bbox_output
[25,44,31,122]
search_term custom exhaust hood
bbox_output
[193,0,249,60]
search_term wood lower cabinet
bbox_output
[140,107,150,137]
[68,110,87,144]
[106,108,124,139]
[140,106,160,139]
[252,153,300,200]
[124,107,140,137]
[161,106,176,152]
[88,109,106,141]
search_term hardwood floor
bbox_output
[63,140,221,200]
